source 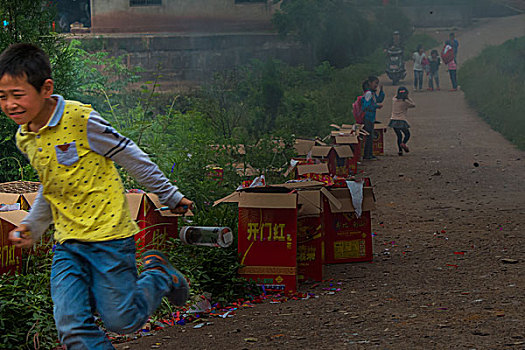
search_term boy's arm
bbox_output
[20,185,53,241]
[86,112,184,209]
[406,98,416,108]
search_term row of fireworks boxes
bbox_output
[293,123,387,178]
[215,179,375,293]
[0,191,187,275]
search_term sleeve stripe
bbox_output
[106,139,132,159]
[103,137,128,158]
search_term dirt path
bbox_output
[117,15,525,350]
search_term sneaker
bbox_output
[141,250,190,306]
[364,156,379,160]
[427,88,433,91]
[400,143,410,153]
[436,87,441,91]
[398,151,403,156]
[449,88,458,91]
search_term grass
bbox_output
[459,36,525,150]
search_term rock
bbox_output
[501,258,518,264]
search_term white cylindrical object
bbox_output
[179,226,233,248]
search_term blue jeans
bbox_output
[429,72,439,89]
[363,119,375,159]
[51,237,171,350]
[449,70,458,89]
[414,70,423,89]
[393,127,410,151]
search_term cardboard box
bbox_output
[225,190,299,293]
[0,210,27,274]
[360,123,388,157]
[296,163,333,185]
[323,186,376,264]
[127,192,191,251]
[310,145,354,178]
[294,139,316,156]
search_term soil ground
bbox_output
[117,15,525,350]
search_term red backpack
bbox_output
[352,95,365,124]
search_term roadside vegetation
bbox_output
[0,1,435,348]
[460,36,525,150]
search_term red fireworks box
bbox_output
[323,186,376,264]
[373,123,388,156]
[310,145,354,178]
[127,193,189,252]
[331,131,360,175]
[0,210,27,275]
[238,191,298,292]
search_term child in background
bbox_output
[1,43,192,350]
[428,49,441,91]
[447,52,458,91]
[389,86,415,156]
[412,45,426,91]
[362,76,384,160]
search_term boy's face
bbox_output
[370,80,379,90]
[0,74,53,126]
[432,52,437,58]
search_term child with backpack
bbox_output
[389,86,415,156]
[362,76,384,160]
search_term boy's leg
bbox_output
[413,70,418,89]
[88,237,172,334]
[51,242,116,350]
[428,73,434,89]
[435,74,440,89]
[418,71,423,89]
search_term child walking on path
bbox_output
[1,43,193,350]
[389,86,415,156]
[362,76,384,160]
[428,49,441,91]
[447,51,458,91]
[412,45,426,91]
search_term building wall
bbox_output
[91,0,276,33]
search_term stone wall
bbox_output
[79,32,311,83]
[400,5,473,28]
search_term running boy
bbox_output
[1,43,192,349]
[362,76,384,160]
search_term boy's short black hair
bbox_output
[368,75,379,83]
[0,43,52,92]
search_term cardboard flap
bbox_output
[294,139,315,156]
[297,163,329,176]
[329,124,341,130]
[145,193,193,217]
[310,146,332,158]
[333,145,353,158]
[213,191,241,206]
[274,180,325,189]
[0,210,28,226]
[341,124,355,129]
[335,135,358,145]
[297,190,321,216]
[320,187,342,210]
[326,187,375,213]
[0,193,21,204]
[374,122,388,130]
[238,192,297,209]
[126,193,144,220]
[22,192,38,207]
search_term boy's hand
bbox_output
[9,224,34,249]
[171,197,193,215]
[376,103,383,109]
[379,84,384,91]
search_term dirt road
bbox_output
[118,15,525,350]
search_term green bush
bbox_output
[460,37,525,150]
